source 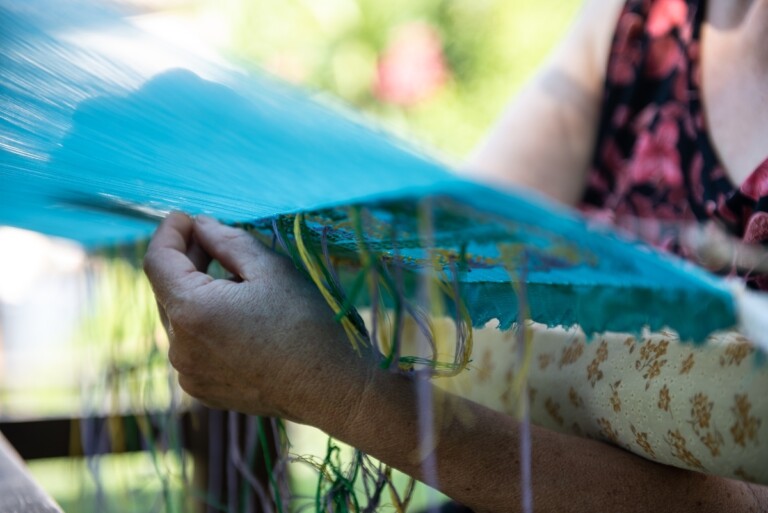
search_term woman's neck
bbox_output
[708,0,767,32]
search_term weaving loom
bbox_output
[2,0,767,510]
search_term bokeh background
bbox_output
[1,0,582,510]
[221,0,581,157]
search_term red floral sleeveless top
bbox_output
[580,0,768,291]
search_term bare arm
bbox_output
[144,213,768,513]
[465,0,625,206]
[325,369,767,513]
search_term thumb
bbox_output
[193,216,266,281]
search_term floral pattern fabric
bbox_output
[580,0,768,290]
[438,322,767,484]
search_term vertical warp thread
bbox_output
[208,409,224,513]
[516,266,533,513]
[415,199,440,511]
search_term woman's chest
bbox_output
[701,2,768,187]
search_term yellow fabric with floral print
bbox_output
[429,322,767,484]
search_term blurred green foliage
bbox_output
[27,453,188,513]
[222,0,581,158]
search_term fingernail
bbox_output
[196,215,215,224]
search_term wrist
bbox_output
[279,323,378,428]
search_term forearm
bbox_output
[144,214,767,512]
[298,358,767,513]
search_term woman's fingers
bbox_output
[144,212,213,304]
[193,216,267,281]
[187,233,212,273]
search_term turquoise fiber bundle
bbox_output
[0,0,742,342]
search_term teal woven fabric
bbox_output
[0,1,736,341]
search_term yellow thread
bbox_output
[499,243,536,417]
[435,277,474,377]
[386,466,415,513]
[512,322,535,418]
[293,214,365,352]
[417,201,473,377]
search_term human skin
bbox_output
[144,214,768,512]
[144,0,768,510]
[466,0,768,202]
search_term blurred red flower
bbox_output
[607,12,644,85]
[374,22,448,106]
[647,0,688,37]
[740,160,768,200]
[744,211,768,244]
[627,117,683,188]
[646,34,684,79]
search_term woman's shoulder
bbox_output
[566,0,628,84]
[465,0,630,205]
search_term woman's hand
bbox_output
[143,214,768,513]
[143,212,373,423]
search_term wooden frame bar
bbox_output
[0,407,278,512]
